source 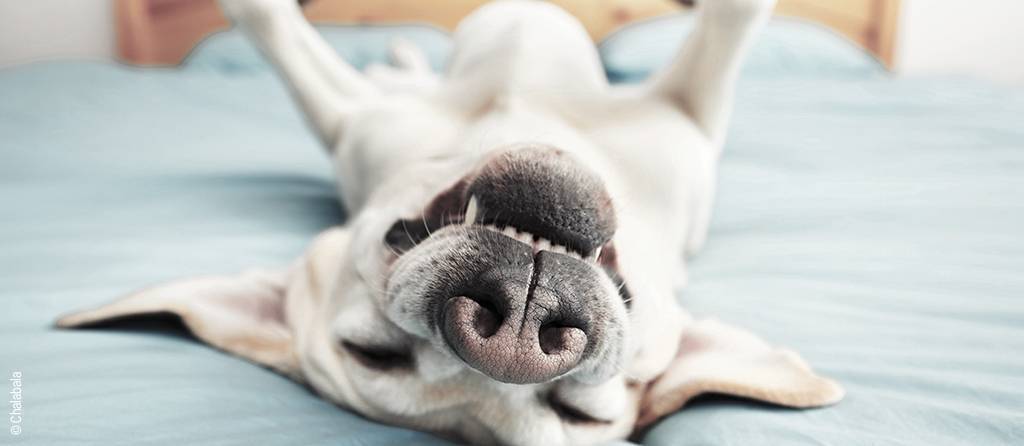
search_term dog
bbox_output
[58,0,843,444]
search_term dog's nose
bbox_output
[440,247,605,384]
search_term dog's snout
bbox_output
[435,235,612,384]
[387,145,627,384]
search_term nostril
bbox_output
[445,295,502,339]
[538,323,587,355]
[468,297,501,338]
[443,295,590,383]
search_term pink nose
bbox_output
[443,293,588,384]
[436,244,613,384]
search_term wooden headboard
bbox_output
[117,0,901,67]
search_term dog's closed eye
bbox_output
[341,341,414,371]
[546,393,611,425]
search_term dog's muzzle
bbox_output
[386,146,626,384]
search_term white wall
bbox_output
[0,0,115,67]
[897,0,1024,85]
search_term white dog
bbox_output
[59,0,843,444]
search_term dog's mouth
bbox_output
[384,146,618,266]
[382,146,632,384]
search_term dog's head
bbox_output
[58,145,842,445]
[383,146,626,385]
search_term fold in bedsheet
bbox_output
[1,18,1022,445]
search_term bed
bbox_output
[2,11,1022,446]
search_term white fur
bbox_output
[227,0,774,442]
[60,1,846,445]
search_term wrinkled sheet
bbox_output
[1,17,1022,445]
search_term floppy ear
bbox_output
[636,319,844,427]
[56,267,301,379]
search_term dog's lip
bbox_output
[384,193,602,264]
[384,186,600,260]
[462,195,600,261]
[464,222,598,261]
[381,148,626,309]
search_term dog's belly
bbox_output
[445,1,607,101]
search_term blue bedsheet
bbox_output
[1,14,1022,445]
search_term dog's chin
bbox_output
[382,146,632,384]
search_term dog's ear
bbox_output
[56,267,300,378]
[57,228,351,379]
[636,319,844,427]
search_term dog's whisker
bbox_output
[400,219,417,247]
[382,240,403,258]
[420,214,433,238]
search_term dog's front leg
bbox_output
[648,0,776,150]
[218,0,377,150]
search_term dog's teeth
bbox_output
[516,231,533,245]
[590,246,602,262]
[550,245,566,254]
[503,226,517,238]
[463,196,479,226]
[536,238,551,252]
